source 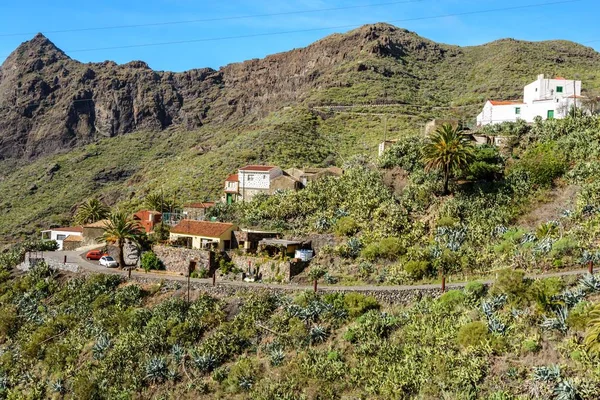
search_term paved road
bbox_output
[43,249,591,292]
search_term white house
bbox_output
[223,165,283,203]
[477,74,583,126]
[41,226,83,250]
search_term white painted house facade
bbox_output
[41,226,83,250]
[224,165,283,203]
[477,74,583,126]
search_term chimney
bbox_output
[537,74,545,80]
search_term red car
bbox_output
[86,250,109,260]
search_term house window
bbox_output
[556,86,563,93]
[57,234,67,241]
[515,107,521,115]
[247,174,254,181]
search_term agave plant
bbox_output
[532,365,561,382]
[145,357,169,384]
[269,348,286,366]
[0,374,7,390]
[578,274,600,293]
[520,233,537,245]
[557,288,586,308]
[310,325,328,344]
[487,315,508,335]
[553,379,580,400]
[50,378,65,394]
[540,307,569,334]
[171,344,185,363]
[92,335,112,360]
[492,225,508,238]
[192,352,218,373]
[238,376,254,391]
[535,238,555,255]
[346,237,363,258]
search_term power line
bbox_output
[0,0,427,38]
[60,0,583,54]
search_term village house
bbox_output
[133,210,162,233]
[223,165,283,203]
[82,220,109,246]
[182,202,215,220]
[477,74,583,126]
[170,220,238,251]
[224,165,343,202]
[41,226,83,250]
[284,167,343,188]
[233,228,280,253]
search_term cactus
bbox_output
[92,335,112,360]
[269,348,285,366]
[532,365,561,382]
[192,352,218,373]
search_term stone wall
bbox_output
[153,245,214,275]
[231,254,308,282]
[121,273,449,305]
[18,255,81,273]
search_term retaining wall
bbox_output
[153,245,214,275]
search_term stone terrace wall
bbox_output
[231,254,308,282]
[153,245,214,275]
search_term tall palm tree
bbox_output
[145,192,178,213]
[74,198,110,225]
[423,124,475,195]
[101,212,143,278]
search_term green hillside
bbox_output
[1,24,600,244]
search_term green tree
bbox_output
[423,123,475,195]
[101,212,143,278]
[74,198,110,225]
[145,192,178,213]
[308,266,327,293]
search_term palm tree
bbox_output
[584,304,600,355]
[74,198,110,225]
[308,266,327,293]
[423,124,475,195]
[145,192,177,213]
[101,212,143,278]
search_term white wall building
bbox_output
[41,226,83,250]
[477,74,583,126]
[224,165,283,203]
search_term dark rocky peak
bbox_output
[1,33,70,73]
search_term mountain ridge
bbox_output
[2,23,599,160]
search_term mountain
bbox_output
[1,23,600,242]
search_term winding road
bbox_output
[40,249,592,293]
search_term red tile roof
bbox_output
[238,165,277,172]
[489,100,524,106]
[225,174,239,182]
[183,202,215,209]
[51,226,83,233]
[171,220,235,238]
[555,76,566,80]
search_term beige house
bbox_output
[170,220,238,251]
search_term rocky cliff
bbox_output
[2,23,599,160]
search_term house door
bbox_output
[547,110,554,119]
[226,193,233,204]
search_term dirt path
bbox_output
[42,250,591,293]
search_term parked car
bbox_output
[86,250,108,260]
[99,256,119,268]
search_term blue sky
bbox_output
[0,0,598,71]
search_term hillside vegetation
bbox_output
[2,261,600,398]
[1,24,600,243]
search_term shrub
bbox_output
[438,290,466,309]
[436,216,459,228]
[550,237,579,258]
[361,238,404,261]
[465,145,504,181]
[334,217,359,237]
[510,142,567,187]
[141,251,163,272]
[464,281,486,300]
[457,321,490,348]
[490,269,529,302]
[343,293,380,318]
[0,305,19,340]
[528,278,564,311]
[361,242,381,261]
[522,337,542,354]
[404,260,431,280]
